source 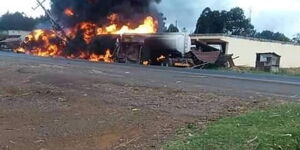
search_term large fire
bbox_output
[15,29,64,57]
[16,13,158,63]
[100,16,158,35]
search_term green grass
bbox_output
[223,66,300,76]
[279,68,300,76]
[164,104,300,150]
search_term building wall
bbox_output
[224,37,300,68]
[191,35,300,68]
[0,30,30,40]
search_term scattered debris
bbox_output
[113,136,141,149]
[33,139,45,144]
[132,108,141,112]
[247,136,258,144]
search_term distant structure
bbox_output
[0,30,30,40]
[256,53,281,72]
[0,30,30,50]
[190,34,300,68]
[248,7,253,22]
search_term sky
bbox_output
[0,0,299,37]
[158,0,300,37]
[0,0,50,18]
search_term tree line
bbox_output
[0,12,47,31]
[166,7,300,44]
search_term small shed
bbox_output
[256,52,281,72]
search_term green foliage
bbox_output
[292,33,300,44]
[226,66,300,76]
[158,13,168,32]
[194,7,291,42]
[165,104,300,150]
[194,7,255,36]
[0,12,46,31]
[194,7,225,34]
[256,30,291,42]
[166,24,179,32]
[224,7,255,36]
[278,68,300,76]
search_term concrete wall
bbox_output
[191,35,300,68]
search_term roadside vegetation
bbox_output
[280,68,300,76]
[222,66,300,76]
[165,104,300,150]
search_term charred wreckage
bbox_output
[11,0,234,68]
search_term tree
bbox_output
[0,12,37,31]
[166,24,179,32]
[272,32,290,42]
[292,33,300,44]
[194,7,255,36]
[158,13,167,32]
[256,30,290,42]
[194,7,225,34]
[224,7,255,36]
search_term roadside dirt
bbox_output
[0,59,283,150]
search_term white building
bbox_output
[191,34,300,68]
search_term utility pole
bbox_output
[249,7,253,22]
[32,0,69,41]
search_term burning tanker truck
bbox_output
[15,0,193,66]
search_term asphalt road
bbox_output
[1,51,300,99]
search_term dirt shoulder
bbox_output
[0,58,284,150]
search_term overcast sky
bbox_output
[0,0,299,37]
[158,0,300,37]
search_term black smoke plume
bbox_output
[48,0,164,58]
[50,0,163,29]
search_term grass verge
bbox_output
[280,68,300,76]
[164,104,300,150]
[222,66,300,76]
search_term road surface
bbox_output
[0,51,299,150]
[1,51,299,99]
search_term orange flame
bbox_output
[157,55,166,62]
[143,61,150,66]
[19,30,63,57]
[64,8,75,16]
[15,15,158,63]
[14,47,26,53]
[89,49,113,63]
[78,22,96,44]
[97,16,158,35]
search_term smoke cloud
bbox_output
[50,0,162,28]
